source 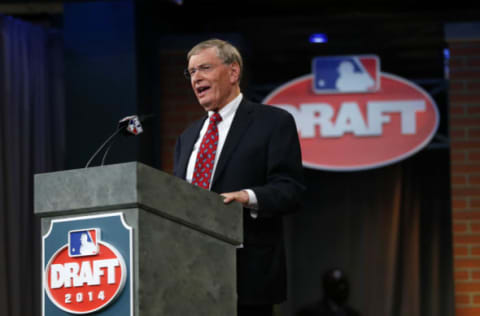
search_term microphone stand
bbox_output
[100,141,115,166]
[84,114,154,168]
[84,126,125,168]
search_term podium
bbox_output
[34,162,243,316]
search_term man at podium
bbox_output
[174,38,305,316]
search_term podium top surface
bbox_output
[34,162,242,245]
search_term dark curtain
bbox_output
[0,15,64,316]
[285,148,454,316]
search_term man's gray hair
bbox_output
[187,38,243,81]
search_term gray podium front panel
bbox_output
[35,162,242,316]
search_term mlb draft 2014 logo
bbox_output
[43,214,132,315]
[263,55,439,171]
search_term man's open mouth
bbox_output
[197,86,210,94]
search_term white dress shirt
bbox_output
[186,93,258,214]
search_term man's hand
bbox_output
[220,190,250,206]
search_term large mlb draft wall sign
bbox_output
[43,213,133,315]
[263,55,439,171]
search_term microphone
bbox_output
[118,114,155,136]
[84,114,154,168]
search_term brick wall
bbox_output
[157,50,204,173]
[447,23,480,316]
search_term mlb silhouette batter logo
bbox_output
[312,55,380,94]
[69,228,99,257]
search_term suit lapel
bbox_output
[178,116,207,179]
[211,99,254,187]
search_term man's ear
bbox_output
[229,63,240,84]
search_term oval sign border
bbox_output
[263,72,440,171]
[44,241,127,315]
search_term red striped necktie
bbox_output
[191,112,222,189]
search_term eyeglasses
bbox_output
[183,63,219,79]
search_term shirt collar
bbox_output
[208,93,243,122]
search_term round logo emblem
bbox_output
[263,73,439,171]
[45,241,127,314]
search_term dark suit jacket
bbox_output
[173,98,305,305]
